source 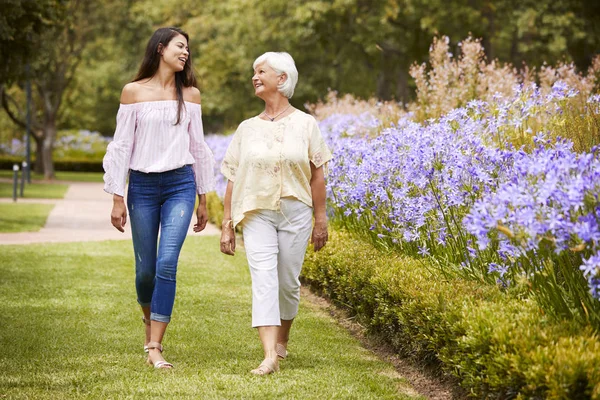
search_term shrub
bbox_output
[0,156,103,172]
[302,230,600,398]
[206,191,224,228]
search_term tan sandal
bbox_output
[276,343,288,359]
[142,317,151,353]
[146,342,173,369]
[250,358,279,375]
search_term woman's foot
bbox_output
[276,343,288,359]
[250,358,279,375]
[146,342,173,369]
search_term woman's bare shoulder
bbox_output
[183,86,201,104]
[120,82,142,104]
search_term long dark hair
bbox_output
[133,27,197,124]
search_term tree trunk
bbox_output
[481,1,495,60]
[34,135,44,174]
[396,67,410,104]
[376,50,392,101]
[42,119,56,180]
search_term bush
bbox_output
[206,191,224,228]
[0,155,25,170]
[52,158,103,172]
[302,229,600,398]
[0,156,103,172]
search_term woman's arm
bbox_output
[106,84,137,232]
[310,163,328,251]
[220,180,236,255]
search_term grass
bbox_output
[0,182,69,199]
[0,236,423,399]
[0,203,55,232]
[0,170,104,182]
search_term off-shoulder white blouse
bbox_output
[221,110,333,228]
[103,100,215,196]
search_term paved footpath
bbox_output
[0,182,219,245]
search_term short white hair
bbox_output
[253,52,298,98]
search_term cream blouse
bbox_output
[221,110,333,227]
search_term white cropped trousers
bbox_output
[242,198,313,327]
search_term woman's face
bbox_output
[160,34,189,72]
[252,62,282,98]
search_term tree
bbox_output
[0,0,55,85]
[0,0,138,178]
[16,0,596,139]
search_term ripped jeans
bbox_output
[127,165,196,323]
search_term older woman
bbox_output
[220,52,332,375]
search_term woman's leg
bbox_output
[127,172,161,350]
[276,199,313,353]
[147,167,196,366]
[242,210,280,372]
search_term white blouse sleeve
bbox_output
[308,117,333,168]
[102,104,136,196]
[188,104,216,194]
[220,124,242,183]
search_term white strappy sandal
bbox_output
[276,343,288,359]
[250,358,279,375]
[146,342,173,369]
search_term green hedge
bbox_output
[205,192,246,237]
[302,230,600,399]
[0,156,26,170]
[0,156,103,172]
[206,191,224,228]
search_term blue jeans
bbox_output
[127,165,196,323]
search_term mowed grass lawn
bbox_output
[0,182,68,199]
[0,203,55,232]
[0,236,422,399]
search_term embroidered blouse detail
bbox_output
[221,110,333,227]
[102,100,216,196]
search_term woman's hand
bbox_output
[193,200,208,233]
[220,220,236,255]
[311,219,328,252]
[111,195,127,233]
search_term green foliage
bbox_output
[206,191,224,228]
[302,230,600,398]
[4,0,600,136]
[0,156,103,172]
[0,203,54,232]
[0,0,56,84]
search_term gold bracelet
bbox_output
[222,219,233,229]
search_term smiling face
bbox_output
[160,33,189,72]
[252,62,285,99]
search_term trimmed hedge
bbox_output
[302,230,600,399]
[0,156,27,170]
[0,156,103,172]
[206,191,224,228]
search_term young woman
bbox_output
[220,52,332,375]
[102,27,215,369]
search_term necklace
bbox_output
[262,104,291,122]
